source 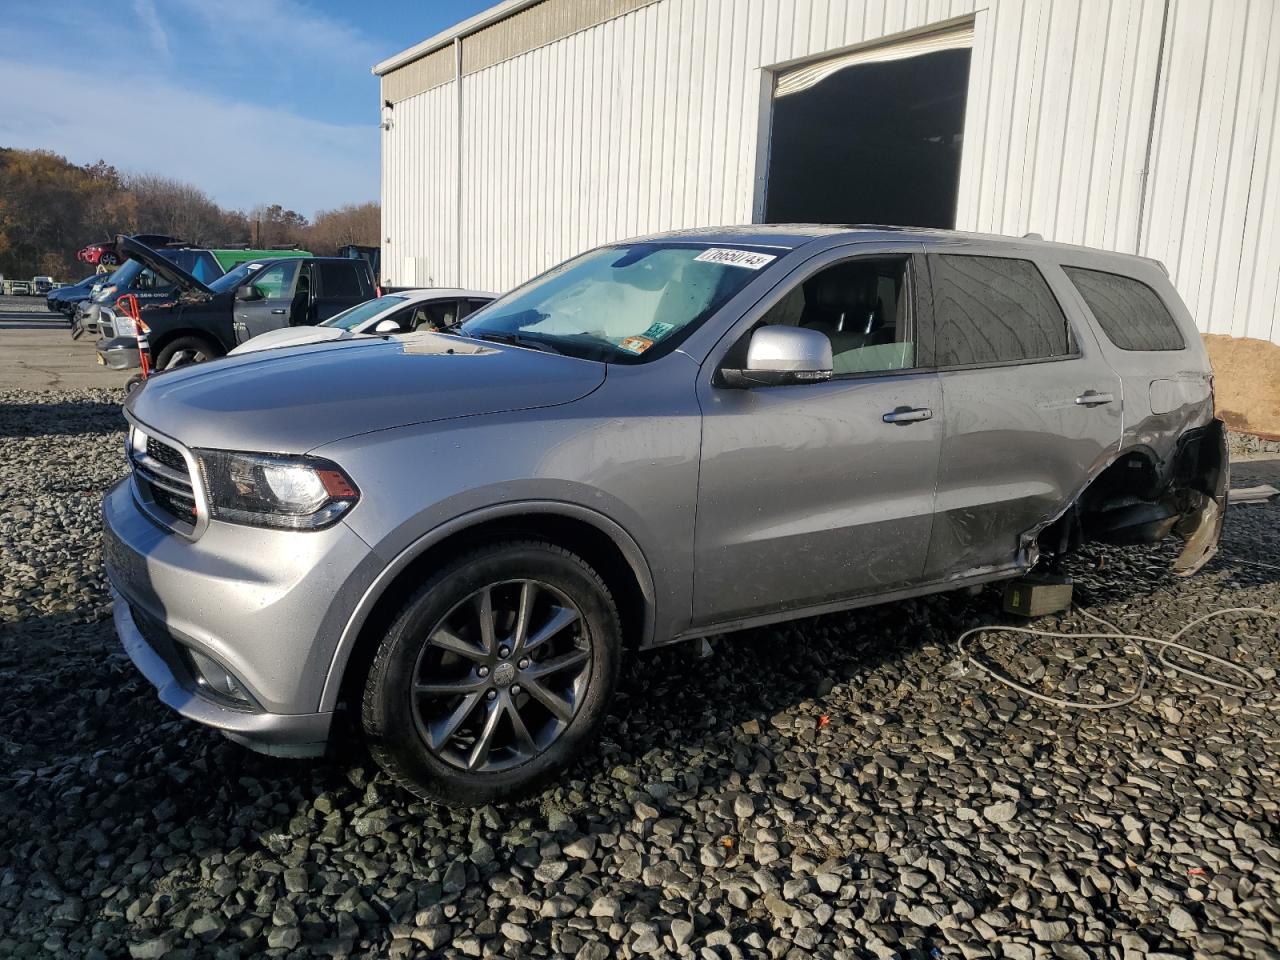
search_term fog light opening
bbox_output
[187,649,252,706]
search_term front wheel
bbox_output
[153,335,219,370]
[361,541,621,805]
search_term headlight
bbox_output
[195,450,359,530]
[114,316,137,338]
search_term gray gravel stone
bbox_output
[2,390,1279,960]
[983,800,1019,823]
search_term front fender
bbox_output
[317,499,657,712]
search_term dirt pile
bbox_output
[1203,334,1280,439]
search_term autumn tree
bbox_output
[0,146,378,280]
[306,202,380,255]
[248,204,310,248]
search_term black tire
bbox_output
[124,374,145,394]
[153,335,220,370]
[361,540,621,805]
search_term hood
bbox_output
[125,332,607,453]
[227,325,368,356]
[116,235,213,297]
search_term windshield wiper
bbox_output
[471,332,563,355]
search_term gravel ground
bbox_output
[1,388,1278,960]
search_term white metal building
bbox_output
[374,0,1280,346]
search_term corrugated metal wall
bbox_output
[382,81,458,287]
[1137,0,1280,343]
[380,0,1280,345]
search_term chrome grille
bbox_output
[146,438,187,474]
[129,429,199,530]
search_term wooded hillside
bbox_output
[0,148,378,280]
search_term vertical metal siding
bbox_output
[382,81,458,287]
[1139,0,1280,343]
[382,0,1280,345]
[444,0,980,292]
[954,0,1167,253]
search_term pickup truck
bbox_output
[96,236,375,370]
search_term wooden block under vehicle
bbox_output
[1003,575,1074,617]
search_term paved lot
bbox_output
[0,295,127,391]
[0,387,1277,960]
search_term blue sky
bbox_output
[0,0,491,216]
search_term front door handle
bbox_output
[883,406,933,424]
[1075,390,1115,406]
[270,308,286,315]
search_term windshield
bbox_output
[104,259,147,291]
[321,294,408,331]
[459,242,775,363]
[208,260,266,294]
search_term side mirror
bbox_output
[373,318,401,333]
[236,284,263,302]
[719,326,833,388]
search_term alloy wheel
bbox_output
[410,579,591,772]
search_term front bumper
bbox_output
[97,335,141,369]
[102,476,377,755]
[111,588,331,756]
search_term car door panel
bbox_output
[924,359,1122,577]
[234,261,300,343]
[692,243,942,626]
[695,373,943,623]
[921,252,1123,579]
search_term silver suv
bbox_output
[103,226,1227,803]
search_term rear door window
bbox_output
[319,262,363,299]
[1062,266,1186,351]
[928,255,1075,367]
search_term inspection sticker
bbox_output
[693,248,777,269]
[618,336,655,354]
[641,320,676,340]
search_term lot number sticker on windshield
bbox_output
[694,248,777,270]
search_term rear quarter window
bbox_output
[1062,266,1186,351]
[928,255,1075,367]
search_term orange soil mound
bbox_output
[1203,334,1280,440]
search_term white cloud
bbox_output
[132,0,171,60]
[168,0,381,72]
[0,60,377,216]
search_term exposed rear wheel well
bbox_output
[1037,425,1226,560]
[336,514,649,712]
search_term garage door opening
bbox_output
[764,26,972,229]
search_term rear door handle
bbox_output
[270,308,286,315]
[883,406,933,424]
[1075,391,1115,406]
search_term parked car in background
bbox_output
[47,274,101,316]
[228,288,495,355]
[77,234,181,268]
[96,236,374,370]
[32,276,55,295]
[8,280,32,296]
[91,242,315,350]
[70,270,126,338]
[103,226,1226,804]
